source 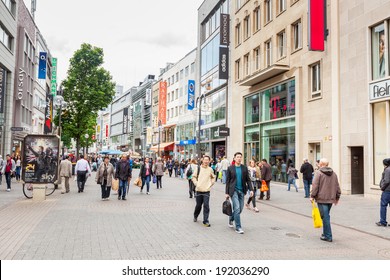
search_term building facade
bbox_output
[230,0,335,184]
[0,0,17,155]
[339,0,390,197]
[197,0,230,160]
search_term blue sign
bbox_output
[38,52,47,79]
[188,80,195,110]
[179,139,196,146]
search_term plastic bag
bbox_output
[260,180,269,192]
[111,179,119,191]
[312,201,323,228]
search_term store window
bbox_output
[373,101,388,185]
[277,30,286,59]
[292,19,302,51]
[372,23,386,80]
[310,61,321,98]
[245,93,260,124]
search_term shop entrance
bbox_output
[351,147,364,194]
[212,141,226,160]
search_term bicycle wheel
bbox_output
[45,183,56,196]
[23,183,33,199]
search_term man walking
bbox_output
[192,155,216,227]
[115,154,132,200]
[300,158,314,198]
[221,156,230,184]
[310,158,341,242]
[226,152,254,234]
[59,155,72,194]
[376,158,390,227]
[75,154,91,193]
[259,159,272,200]
[2,154,15,191]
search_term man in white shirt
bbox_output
[220,157,230,184]
[75,154,91,193]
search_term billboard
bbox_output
[44,93,53,134]
[22,135,60,184]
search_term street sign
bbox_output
[11,127,24,132]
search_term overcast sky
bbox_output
[24,0,204,90]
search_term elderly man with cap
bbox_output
[377,158,390,227]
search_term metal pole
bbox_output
[197,95,202,159]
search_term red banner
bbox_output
[309,0,325,51]
[105,125,109,138]
[158,81,167,125]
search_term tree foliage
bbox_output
[60,43,115,157]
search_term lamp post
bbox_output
[157,120,162,159]
[85,133,89,155]
[53,94,67,156]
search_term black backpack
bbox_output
[186,165,193,177]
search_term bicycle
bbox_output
[22,182,56,199]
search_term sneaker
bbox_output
[122,197,126,200]
[6,189,10,192]
[118,196,121,200]
[235,228,244,234]
[376,222,387,227]
[146,192,150,195]
[253,207,259,212]
[228,220,234,228]
[61,192,65,194]
[203,222,211,227]
[320,236,332,242]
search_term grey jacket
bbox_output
[153,162,165,176]
[59,159,72,178]
[96,162,115,186]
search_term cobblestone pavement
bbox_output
[0,171,389,260]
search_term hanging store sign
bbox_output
[51,58,57,95]
[370,79,390,101]
[188,80,195,110]
[308,0,325,51]
[0,67,5,113]
[158,81,167,125]
[44,93,53,134]
[219,47,229,80]
[220,14,230,46]
[38,52,47,79]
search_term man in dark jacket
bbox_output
[225,152,253,234]
[310,158,341,242]
[377,158,390,227]
[300,159,314,198]
[259,159,272,200]
[115,154,132,200]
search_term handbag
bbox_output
[152,175,157,184]
[222,198,232,216]
[260,180,269,192]
[111,178,119,191]
[311,201,323,228]
[134,177,142,187]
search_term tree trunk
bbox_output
[76,138,80,159]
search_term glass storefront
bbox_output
[373,101,388,185]
[244,79,296,169]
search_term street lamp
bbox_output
[157,120,162,159]
[85,133,89,155]
[54,95,68,156]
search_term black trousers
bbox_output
[194,191,210,223]
[188,180,195,198]
[77,171,87,192]
[168,169,173,177]
[100,181,111,199]
[156,175,163,189]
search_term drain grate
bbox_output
[286,233,301,238]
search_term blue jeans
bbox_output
[222,170,227,184]
[287,177,298,191]
[318,203,333,240]
[303,179,312,197]
[230,190,245,230]
[380,191,390,225]
[141,175,151,192]
[118,179,128,198]
[180,168,184,178]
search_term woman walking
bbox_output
[287,163,299,192]
[153,157,164,189]
[246,160,260,212]
[15,155,21,182]
[140,157,154,195]
[95,156,115,200]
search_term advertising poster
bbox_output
[22,135,60,184]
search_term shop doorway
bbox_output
[351,147,364,194]
[212,141,226,160]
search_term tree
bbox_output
[60,43,115,158]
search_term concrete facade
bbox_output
[0,0,17,155]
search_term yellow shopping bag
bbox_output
[311,201,323,228]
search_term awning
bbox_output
[150,142,175,152]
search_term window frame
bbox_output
[310,61,322,99]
